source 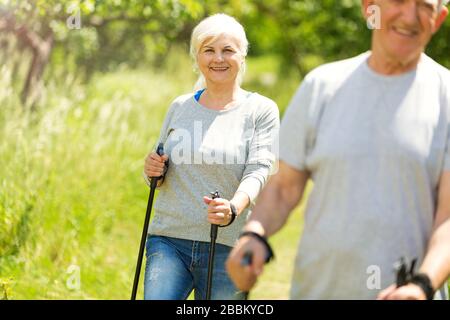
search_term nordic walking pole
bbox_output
[395,257,408,287]
[239,238,275,300]
[241,251,253,300]
[395,257,417,287]
[131,143,167,300]
[206,190,220,300]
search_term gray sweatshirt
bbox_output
[144,91,280,247]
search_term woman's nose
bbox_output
[213,52,225,62]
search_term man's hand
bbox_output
[377,283,427,300]
[226,233,267,292]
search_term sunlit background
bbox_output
[1,0,449,299]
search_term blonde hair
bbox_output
[189,14,249,91]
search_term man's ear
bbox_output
[361,0,376,19]
[433,6,449,34]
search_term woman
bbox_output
[142,13,280,300]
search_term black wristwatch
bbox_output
[219,202,237,227]
[238,231,274,263]
[410,273,435,300]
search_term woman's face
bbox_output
[197,34,244,87]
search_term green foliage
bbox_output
[2,0,450,80]
[427,13,450,67]
[237,0,369,75]
[0,277,13,299]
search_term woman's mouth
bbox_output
[209,66,229,72]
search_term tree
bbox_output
[0,0,204,106]
[1,0,449,107]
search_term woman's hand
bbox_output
[144,151,169,178]
[203,196,233,226]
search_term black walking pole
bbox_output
[241,251,253,300]
[131,143,167,300]
[395,257,408,287]
[239,238,275,300]
[206,190,220,300]
[395,257,417,287]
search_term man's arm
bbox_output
[226,160,309,291]
[378,171,450,300]
[418,171,450,290]
[243,161,309,237]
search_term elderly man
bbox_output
[226,0,450,299]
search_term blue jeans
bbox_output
[144,235,245,300]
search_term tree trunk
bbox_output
[0,12,54,108]
[21,31,53,107]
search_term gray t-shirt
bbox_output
[279,52,450,299]
[146,91,280,247]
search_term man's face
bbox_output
[366,0,448,63]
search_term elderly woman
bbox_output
[142,14,279,300]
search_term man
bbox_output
[226,0,450,299]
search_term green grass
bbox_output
[0,54,197,299]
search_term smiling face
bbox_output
[196,34,244,87]
[365,0,448,64]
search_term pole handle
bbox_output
[152,143,168,187]
[209,191,220,239]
